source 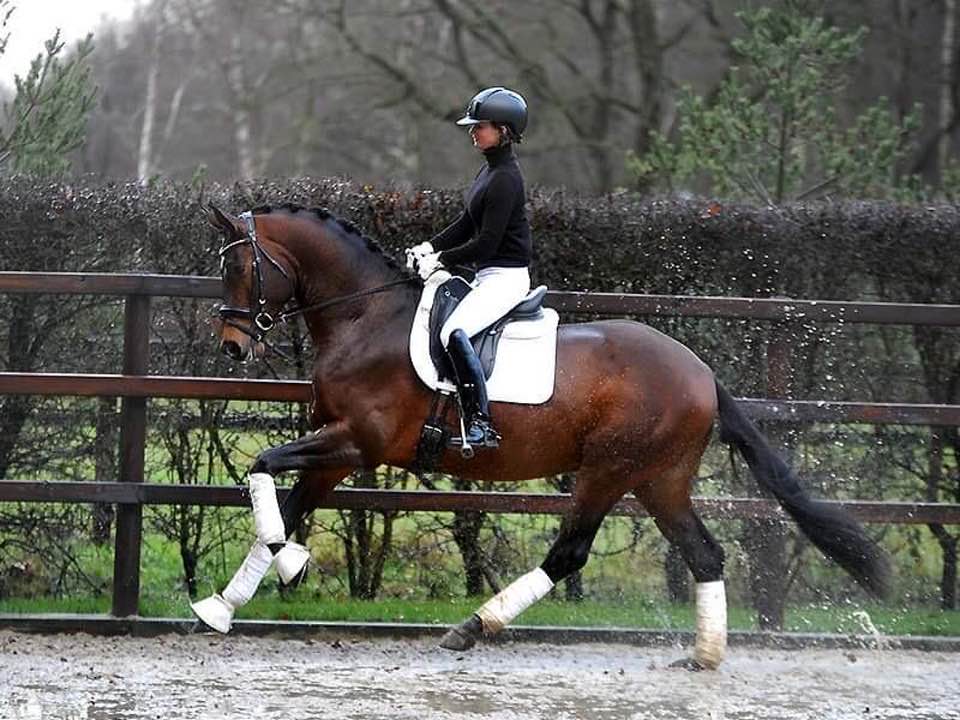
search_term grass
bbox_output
[3,508,959,640]
[2,594,958,636]
[3,459,958,640]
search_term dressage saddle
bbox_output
[427,277,547,381]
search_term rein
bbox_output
[277,277,412,322]
[217,211,414,358]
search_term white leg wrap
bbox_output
[190,594,234,634]
[476,567,554,635]
[694,580,727,670]
[190,541,274,634]
[248,473,286,546]
[274,541,311,585]
[247,473,310,584]
[221,541,273,608]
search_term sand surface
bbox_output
[1,630,958,719]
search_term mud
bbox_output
[0,630,957,719]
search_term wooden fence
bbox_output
[0,272,959,617]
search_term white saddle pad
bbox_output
[409,271,559,405]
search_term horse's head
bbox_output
[206,203,295,362]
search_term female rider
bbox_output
[408,87,531,450]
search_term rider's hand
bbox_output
[404,241,434,270]
[413,241,434,255]
[416,251,442,280]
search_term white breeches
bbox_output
[440,266,531,347]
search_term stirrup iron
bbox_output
[454,403,475,459]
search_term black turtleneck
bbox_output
[432,143,531,269]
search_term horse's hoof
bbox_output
[190,593,234,634]
[279,562,309,590]
[275,542,310,585]
[439,627,476,651]
[438,615,482,651]
[668,657,707,671]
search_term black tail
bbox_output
[715,381,891,598]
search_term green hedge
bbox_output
[0,176,957,402]
[1,177,956,299]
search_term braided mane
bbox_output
[252,202,412,277]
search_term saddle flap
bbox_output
[428,277,472,378]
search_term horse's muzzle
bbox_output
[220,338,249,362]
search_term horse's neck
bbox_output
[297,270,417,361]
[278,220,418,368]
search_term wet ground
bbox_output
[0,630,958,720]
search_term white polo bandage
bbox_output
[694,580,727,670]
[476,567,554,634]
[190,541,275,634]
[274,541,311,585]
[221,541,273,609]
[248,473,285,546]
[190,593,234,634]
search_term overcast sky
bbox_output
[0,0,136,85]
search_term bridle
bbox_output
[216,211,414,357]
[217,211,291,344]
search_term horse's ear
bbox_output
[204,203,243,238]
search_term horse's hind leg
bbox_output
[439,468,625,651]
[637,465,727,670]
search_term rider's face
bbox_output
[469,122,501,150]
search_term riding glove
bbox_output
[416,251,443,280]
[405,241,434,270]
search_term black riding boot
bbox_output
[446,329,501,449]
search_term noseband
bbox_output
[217,211,414,357]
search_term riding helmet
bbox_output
[456,87,528,141]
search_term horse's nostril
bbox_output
[221,340,243,360]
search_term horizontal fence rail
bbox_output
[0,373,313,403]
[0,483,957,525]
[1,271,959,618]
[2,271,960,325]
[1,374,958,426]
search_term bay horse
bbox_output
[195,202,889,670]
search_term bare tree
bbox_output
[137,1,168,181]
[76,0,745,189]
[288,0,704,191]
[939,0,957,175]
[177,0,261,179]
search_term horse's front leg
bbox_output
[190,478,313,633]
[251,421,364,476]
[191,469,346,633]
[243,422,365,586]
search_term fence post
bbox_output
[111,294,150,617]
[744,319,794,630]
